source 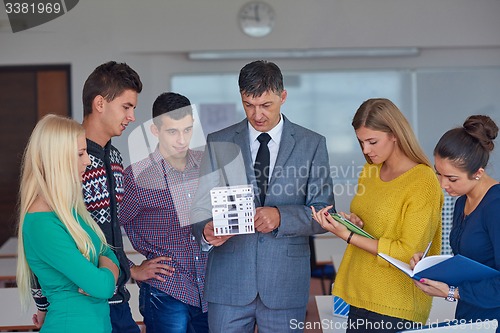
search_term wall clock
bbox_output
[239,1,275,37]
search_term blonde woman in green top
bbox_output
[16,114,120,333]
[312,99,443,332]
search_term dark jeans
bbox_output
[346,305,420,333]
[139,283,209,333]
[110,301,141,333]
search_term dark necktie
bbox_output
[254,133,272,205]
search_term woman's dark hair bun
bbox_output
[463,115,498,152]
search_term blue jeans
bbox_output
[110,301,141,333]
[139,283,209,333]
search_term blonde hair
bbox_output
[352,98,431,167]
[16,114,108,310]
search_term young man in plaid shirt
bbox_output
[120,92,208,333]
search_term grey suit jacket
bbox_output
[191,115,334,309]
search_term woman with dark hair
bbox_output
[411,115,500,330]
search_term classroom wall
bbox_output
[1,0,500,178]
[1,0,500,124]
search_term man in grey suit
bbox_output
[191,60,335,332]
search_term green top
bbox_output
[23,211,119,333]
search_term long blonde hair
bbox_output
[16,114,108,310]
[352,98,431,167]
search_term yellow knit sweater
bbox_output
[333,163,444,323]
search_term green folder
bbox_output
[330,213,375,239]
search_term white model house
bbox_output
[210,184,255,236]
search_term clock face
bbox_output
[239,1,275,37]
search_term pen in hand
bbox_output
[422,241,432,259]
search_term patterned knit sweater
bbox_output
[333,163,444,323]
[82,139,130,304]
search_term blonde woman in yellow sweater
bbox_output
[312,98,443,333]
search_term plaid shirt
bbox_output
[120,148,208,311]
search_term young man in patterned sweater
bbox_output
[32,61,173,333]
